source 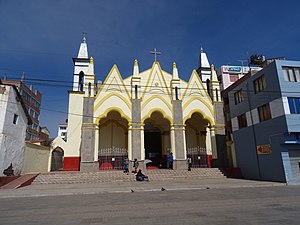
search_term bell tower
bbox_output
[196,47,211,83]
[72,33,90,91]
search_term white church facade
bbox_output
[60,37,225,171]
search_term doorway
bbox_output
[51,148,64,171]
[144,123,162,168]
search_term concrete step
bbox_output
[32,168,226,185]
[0,174,38,189]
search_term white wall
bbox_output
[0,85,28,175]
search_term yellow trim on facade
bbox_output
[171,124,186,126]
[141,62,171,99]
[94,92,132,112]
[182,70,212,103]
[182,97,214,115]
[95,107,130,124]
[141,95,172,112]
[183,109,215,126]
[141,108,173,124]
[107,77,122,92]
[128,128,144,130]
[98,119,127,131]
[95,64,131,99]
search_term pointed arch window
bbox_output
[79,71,84,91]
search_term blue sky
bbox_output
[0,0,299,137]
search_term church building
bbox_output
[62,36,225,171]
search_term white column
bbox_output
[128,127,132,160]
[141,125,145,160]
[182,127,187,159]
[170,127,176,158]
[94,126,99,161]
[206,127,212,155]
[210,127,218,159]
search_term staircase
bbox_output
[0,174,38,189]
[32,168,226,185]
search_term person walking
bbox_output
[187,157,192,171]
[133,158,139,174]
[123,157,129,175]
[168,152,174,169]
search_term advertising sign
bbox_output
[223,66,242,73]
[257,144,272,154]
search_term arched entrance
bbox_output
[98,110,128,170]
[185,112,211,168]
[51,147,64,171]
[144,111,171,169]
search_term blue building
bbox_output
[226,59,300,184]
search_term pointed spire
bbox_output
[199,47,210,69]
[210,64,218,82]
[133,59,139,77]
[197,46,212,83]
[172,62,179,79]
[77,33,89,59]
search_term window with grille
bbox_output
[234,89,244,104]
[237,113,247,128]
[282,67,300,82]
[254,75,266,94]
[258,103,271,122]
[288,97,300,114]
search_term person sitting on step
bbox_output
[136,169,149,182]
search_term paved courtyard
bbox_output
[1,169,298,224]
[1,184,299,224]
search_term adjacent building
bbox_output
[225,59,300,184]
[1,77,42,140]
[0,82,32,175]
[57,123,67,141]
[217,65,261,90]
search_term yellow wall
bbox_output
[22,142,50,174]
[65,92,84,156]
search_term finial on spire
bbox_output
[200,46,203,53]
[210,64,218,82]
[133,59,140,77]
[172,62,179,79]
[90,57,94,64]
[82,32,87,43]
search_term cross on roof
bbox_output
[150,48,161,62]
